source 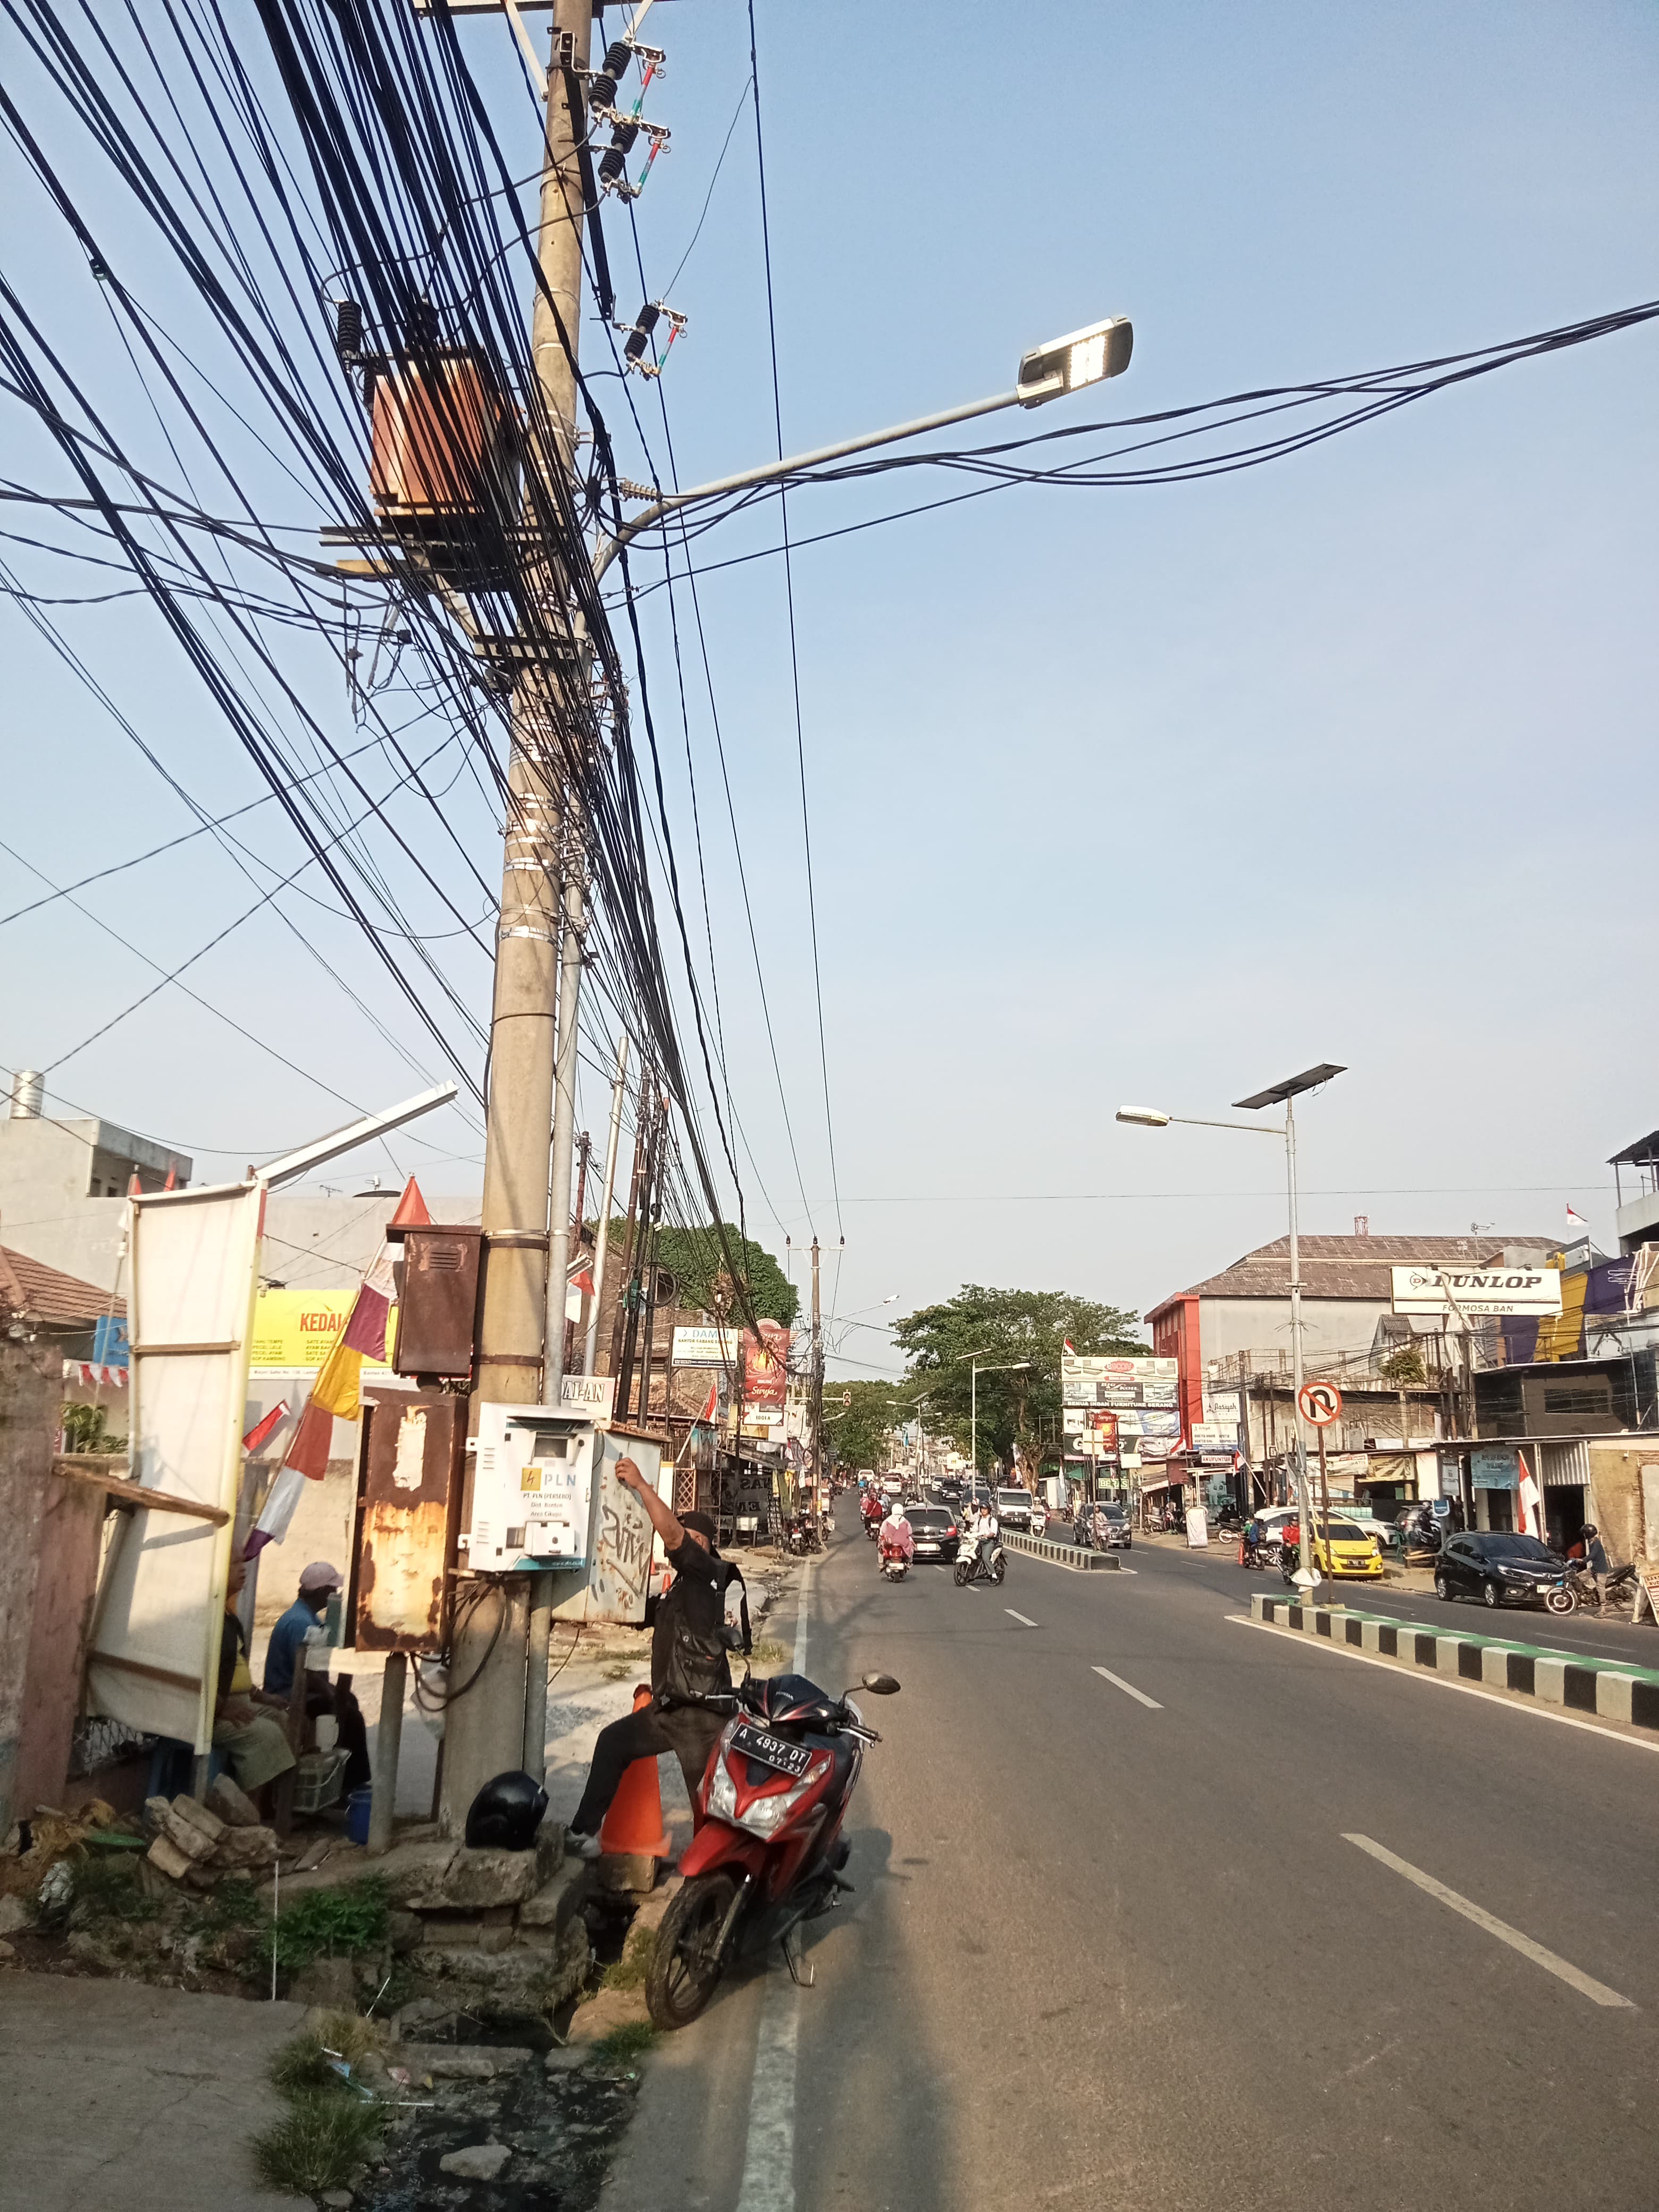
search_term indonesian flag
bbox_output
[1565,1204,1589,1231]
[1063,1338,1075,1356]
[699,1379,718,1424]
[1516,1448,1543,1538]
[565,1260,596,1323]
[242,1401,290,1455]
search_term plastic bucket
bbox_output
[346,1786,373,1846]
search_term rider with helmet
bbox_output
[879,1497,914,1570]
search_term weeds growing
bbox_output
[251,2089,381,2195]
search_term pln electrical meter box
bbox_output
[465,1404,596,1574]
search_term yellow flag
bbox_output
[309,1336,364,1421]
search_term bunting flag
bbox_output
[64,1359,128,1390]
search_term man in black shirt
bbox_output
[564,1457,741,1858]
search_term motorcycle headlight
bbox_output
[706,1756,739,1825]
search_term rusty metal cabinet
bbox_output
[347,1389,466,1653]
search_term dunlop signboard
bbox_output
[1390,1265,1563,1318]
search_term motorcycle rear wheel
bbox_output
[991,1555,1006,1586]
[645,1871,739,2031]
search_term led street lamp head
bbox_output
[1017,316,1133,407]
[1115,1106,1170,1127]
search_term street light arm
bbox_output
[1168,1115,1287,1138]
[591,385,1041,583]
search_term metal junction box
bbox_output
[465,1403,596,1574]
[348,1388,466,1653]
[392,1223,483,1376]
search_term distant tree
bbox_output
[891,1284,1147,1474]
[641,1222,800,1328]
[825,1378,908,1475]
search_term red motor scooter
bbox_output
[643,1668,900,2030]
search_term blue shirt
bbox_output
[263,1597,321,1696]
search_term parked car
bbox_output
[904,1505,961,1564]
[995,1487,1034,1532]
[1278,1518,1385,1582]
[1074,1501,1132,1551]
[1433,1531,1570,1610]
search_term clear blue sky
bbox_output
[2,2,1654,1373]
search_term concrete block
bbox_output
[1435,1638,1461,1675]
[1594,1671,1638,1724]
[205,1773,261,1829]
[212,1824,279,1872]
[1534,1656,1568,1706]
[167,1795,226,1849]
[440,1845,543,1910]
[1480,1647,1509,1689]
[158,1804,221,1864]
[518,1863,588,1932]
[146,1832,196,1882]
[595,1853,658,1895]
[1360,1620,1384,1654]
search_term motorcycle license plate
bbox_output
[730,1722,812,1778]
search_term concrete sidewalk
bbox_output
[0,1973,306,2212]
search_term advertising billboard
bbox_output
[1062,1352,1179,1409]
[1390,1266,1562,1318]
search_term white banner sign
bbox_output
[86,1181,265,1751]
[671,1325,741,1367]
[559,1372,616,1424]
[1390,1265,1562,1318]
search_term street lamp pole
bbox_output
[1117,1063,1345,1586]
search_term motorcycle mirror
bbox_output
[860,1671,901,1696]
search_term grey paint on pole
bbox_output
[366,1651,406,1857]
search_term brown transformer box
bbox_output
[391,1222,483,1378]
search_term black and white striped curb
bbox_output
[1251,1593,1659,1730]
[1001,1530,1122,1572]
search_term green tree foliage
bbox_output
[824,1378,909,1474]
[891,1285,1147,1474]
[626,1223,800,1328]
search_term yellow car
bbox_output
[1281,1519,1385,1581]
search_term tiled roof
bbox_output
[0,1243,125,1330]
[1153,1233,1556,1310]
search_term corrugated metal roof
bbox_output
[1152,1234,1556,1311]
[0,1242,125,1330]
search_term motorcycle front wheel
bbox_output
[646,1871,739,2031]
[1545,1586,1578,1615]
[953,1560,970,1586]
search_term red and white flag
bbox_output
[242,1401,290,1455]
[1565,1204,1589,1231]
[1062,1338,1075,1356]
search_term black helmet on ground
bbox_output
[465,1769,548,1851]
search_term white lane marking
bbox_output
[733,1566,810,2212]
[1344,1833,1636,2010]
[1005,1608,1038,1627]
[1092,1664,1162,1710]
[1226,1613,1659,1757]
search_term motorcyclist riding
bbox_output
[879,1499,914,1570]
[971,1500,999,1576]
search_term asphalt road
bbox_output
[602,1508,1659,2212]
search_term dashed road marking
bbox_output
[1092,1664,1162,1710]
[1344,1833,1636,2009]
[1005,1609,1037,1627]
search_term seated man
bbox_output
[263,1561,370,1794]
[214,1557,295,1806]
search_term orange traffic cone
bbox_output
[600,1685,671,1859]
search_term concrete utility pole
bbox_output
[443,0,592,1830]
[582,1034,630,1376]
[809,1238,823,1503]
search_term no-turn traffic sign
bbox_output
[1297,1381,1342,1427]
[841,1391,852,1406]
